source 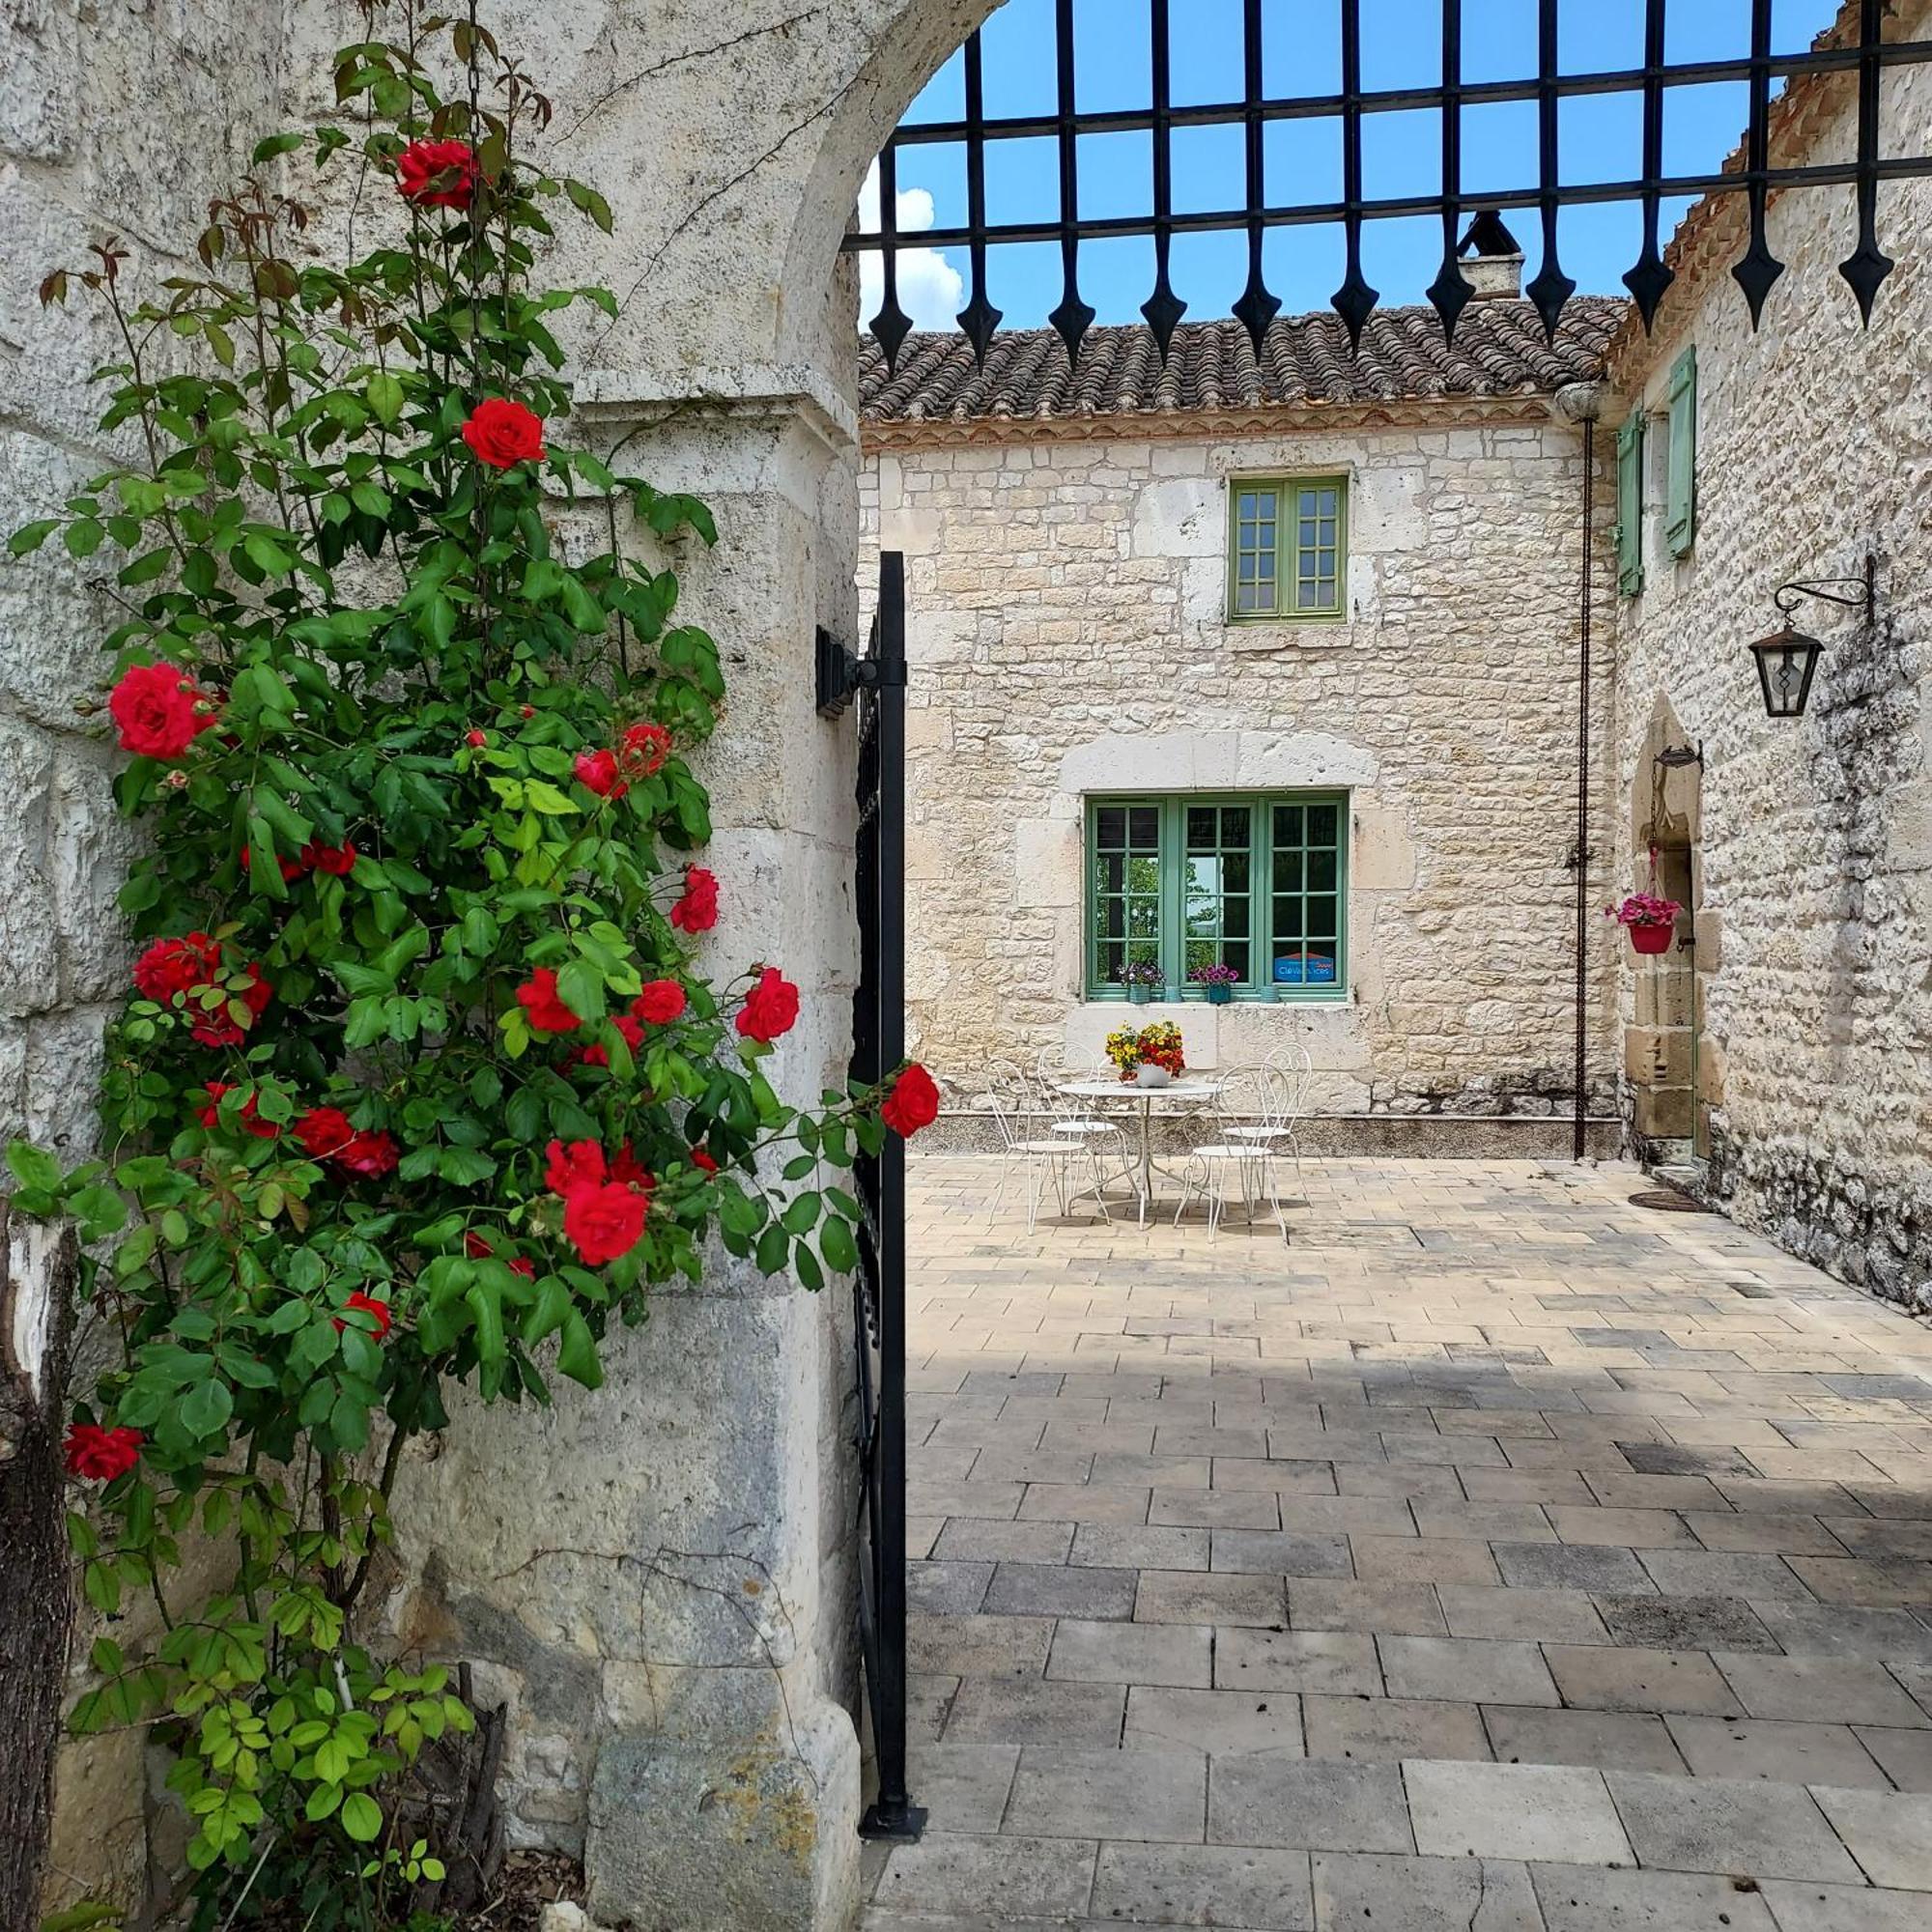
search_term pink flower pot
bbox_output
[1629,923,1675,955]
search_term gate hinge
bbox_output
[816,626,906,720]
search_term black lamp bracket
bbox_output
[1773,553,1877,624]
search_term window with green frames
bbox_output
[1229,476,1347,619]
[1085,794,1348,1000]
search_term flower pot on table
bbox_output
[1136,1065,1172,1088]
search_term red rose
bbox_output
[691,1148,719,1175]
[301,840,357,875]
[466,728,489,748]
[669,866,719,934]
[396,137,477,210]
[133,932,221,1004]
[736,966,800,1043]
[574,749,627,799]
[619,722,671,778]
[187,963,271,1048]
[196,1081,280,1140]
[332,1290,391,1341]
[630,980,687,1026]
[296,1106,355,1160]
[509,1257,537,1279]
[109,661,217,760]
[335,1129,398,1179]
[545,1138,606,1196]
[465,1232,494,1259]
[64,1423,142,1482]
[517,967,582,1034]
[461,397,546,469]
[562,1180,647,1266]
[608,1141,653,1192]
[881,1063,941,1139]
[579,1014,644,1067]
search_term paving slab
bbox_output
[1209,1528,1353,1578]
[912,1560,997,1616]
[1602,1770,1862,1883]
[1662,1716,1889,1787]
[1048,1617,1214,1689]
[1482,1706,1687,1775]
[1437,1584,1610,1644]
[1216,1628,1382,1695]
[1208,1758,1412,1854]
[984,1562,1137,1621]
[1806,1783,1932,1888]
[934,1518,1079,1564]
[908,1743,1021,1833]
[1310,1852,1545,1932]
[1303,1694,1492,1763]
[1593,1592,1781,1653]
[1288,1580,1446,1636]
[1091,1842,1316,1928]
[1543,1644,1745,1716]
[911,1614,1055,1680]
[1527,1863,1778,1931]
[1070,1522,1209,1571]
[1378,1635,1560,1706]
[1853,1722,1932,1789]
[871,1833,1098,1919]
[1713,1653,1932,1726]
[1406,1760,1633,1864]
[1755,1880,1932,1930]
[1493,1541,1657,1594]
[1009,1747,1208,1845]
[1126,1686,1306,1756]
[943,1676,1127,1746]
[1135,1569,1289,1627]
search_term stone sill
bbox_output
[1224,621,1360,654]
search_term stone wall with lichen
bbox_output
[1608,22,1932,1314]
[860,399,1623,1132]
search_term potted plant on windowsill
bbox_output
[1190,963,1240,1006]
[1118,960,1163,1006]
[1606,892,1684,955]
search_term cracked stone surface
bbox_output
[861,1153,1932,1928]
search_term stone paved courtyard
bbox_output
[861,1154,1932,1931]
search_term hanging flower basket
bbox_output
[1605,893,1683,955]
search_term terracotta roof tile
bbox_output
[860,298,1626,430]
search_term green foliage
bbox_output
[10,11,899,1925]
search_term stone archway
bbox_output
[1625,698,1711,1166]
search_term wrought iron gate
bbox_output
[818,554,923,1841]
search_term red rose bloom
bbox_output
[333,1290,392,1341]
[133,932,221,1004]
[736,966,800,1043]
[301,839,357,875]
[619,722,671,778]
[607,1141,653,1192]
[465,728,489,748]
[562,1180,647,1266]
[545,1138,606,1196]
[109,661,217,760]
[335,1129,398,1179]
[630,980,687,1026]
[396,137,477,210]
[509,1257,537,1279]
[691,1148,719,1175]
[579,1014,644,1067]
[461,397,546,469]
[881,1063,942,1139]
[64,1423,142,1482]
[517,968,581,1034]
[464,1232,495,1259]
[242,847,305,883]
[668,866,719,934]
[574,749,627,799]
[196,1081,280,1140]
[187,963,271,1048]
[296,1106,355,1159]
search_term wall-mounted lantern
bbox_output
[1747,554,1877,719]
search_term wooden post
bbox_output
[0,1202,79,1931]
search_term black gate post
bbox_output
[828,553,923,1843]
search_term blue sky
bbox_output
[860,0,1846,330]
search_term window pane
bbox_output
[1306,894,1338,938]
[1274,804,1303,847]
[1129,806,1159,846]
[1188,807,1216,845]
[1308,849,1337,892]
[1097,806,1125,846]
[1307,803,1338,845]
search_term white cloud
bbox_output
[856,160,964,335]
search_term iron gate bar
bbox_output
[841,553,923,1844]
[848,6,1932,368]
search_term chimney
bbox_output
[1459,209,1524,301]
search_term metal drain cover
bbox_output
[1628,1189,1714,1213]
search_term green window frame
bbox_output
[1228,475,1347,620]
[1085,793,1349,1002]
[1615,412,1645,598]
[1664,346,1697,559]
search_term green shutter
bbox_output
[1615,412,1645,598]
[1664,346,1697,559]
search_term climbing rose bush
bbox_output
[4,9,932,1919]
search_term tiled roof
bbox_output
[860,298,1626,432]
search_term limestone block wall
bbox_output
[1606,31,1932,1313]
[860,412,1622,1125]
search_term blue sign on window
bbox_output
[1274,951,1336,985]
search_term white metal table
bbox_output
[1058,1077,1224,1227]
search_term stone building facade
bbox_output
[859,303,1626,1148]
[1605,3,1932,1314]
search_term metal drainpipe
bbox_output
[1551,382,1605,1163]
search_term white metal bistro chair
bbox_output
[1221,1049,1312,1200]
[1172,1084,1291,1240]
[983,1062,1117,1232]
[1033,1047,1143,1213]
